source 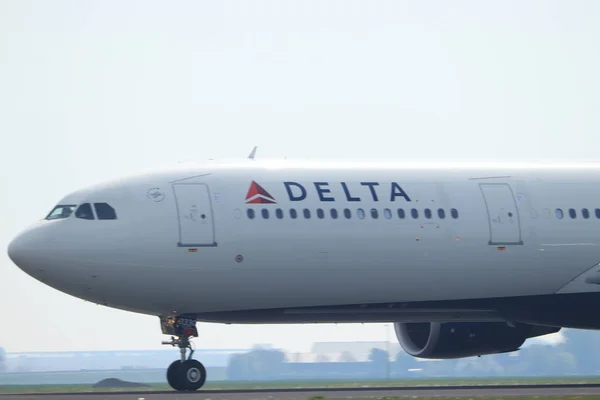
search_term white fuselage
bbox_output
[8,160,600,323]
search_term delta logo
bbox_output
[245,181,412,204]
[245,181,277,204]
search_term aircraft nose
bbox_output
[8,223,101,298]
[7,226,54,278]
[8,230,35,273]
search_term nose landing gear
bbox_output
[161,315,207,391]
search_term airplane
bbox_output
[8,153,600,391]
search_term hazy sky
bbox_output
[2,0,597,353]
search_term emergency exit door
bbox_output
[172,183,217,247]
[479,183,523,245]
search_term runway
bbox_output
[3,384,600,400]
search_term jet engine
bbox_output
[394,321,560,359]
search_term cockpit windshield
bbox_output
[45,205,77,220]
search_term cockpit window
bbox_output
[45,205,77,220]
[94,203,117,220]
[75,203,95,220]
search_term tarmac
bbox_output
[3,384,600,400]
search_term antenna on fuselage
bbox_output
[248,146,258,160]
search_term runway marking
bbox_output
[3,383,600,397]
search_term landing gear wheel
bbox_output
[161,315,206,391]
[181,359,207,391]
[166,360,207,391]
[166,361,185,391]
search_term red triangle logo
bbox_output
[245,181,277,204]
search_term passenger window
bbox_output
[76,203,95,220]
[247,209,255,219]
[357,208,365,219]
[397,209,405,219]
[46,204,77,220]
[330,209,338,219]
[556,208,564,219]
[530,209,538,219]
[596,208,600,219]
[276,209,284,219]
[371,208,378,219]
[94,203,116,220]
[569,208,576,219]
[582,208,590,219]
[303,209,311,219]
[451,208,459,219]
[424,208,432,219]
[411,208,419,219]
[344,208,352,219]
[438,209,446,219]
[383,208,392,219]
[317,208,325,219]
[290,209,298,219]
[261,209,269,219]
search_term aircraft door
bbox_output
[172,183,217,247]
[479,183,523,245]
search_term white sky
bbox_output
[1,0,596,353]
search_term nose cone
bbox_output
[8,229,38,275]
[8,223,100,301]
[7,223,59,279]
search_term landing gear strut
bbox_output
[161,315,207,391]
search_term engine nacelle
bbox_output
[394,321,559,359]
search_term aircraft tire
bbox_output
[167,360,186,391]
[180,359,207,391]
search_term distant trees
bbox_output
[222,329,600,381]
[338,351,356,362]
[368,348,389,364]
[315,354,330,363]
[368,348,389,378]
[556,328,600,374]
[514,344,577,376]
[454,355,504,376]
[394,352,417,375]
[0,347,5,372]
[226,348,287,380]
